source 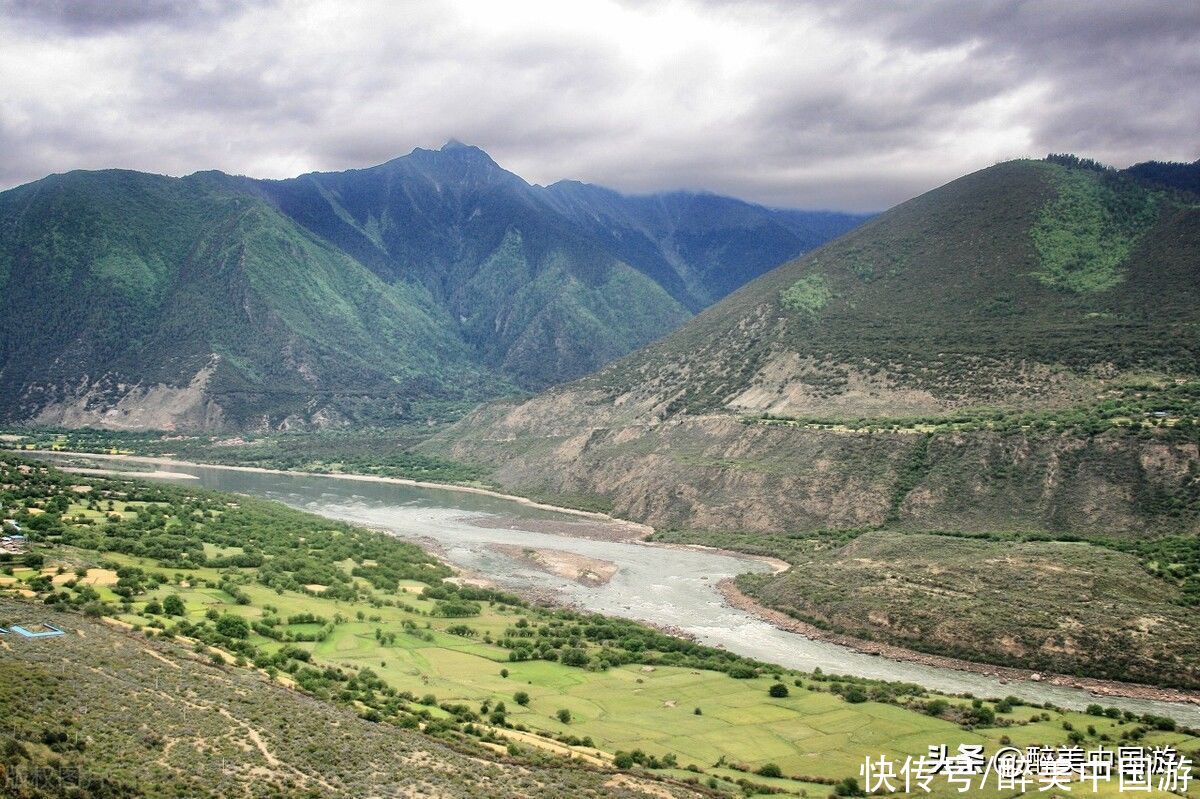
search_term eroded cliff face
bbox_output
[426,390,1200,535]
[25,361,226,432]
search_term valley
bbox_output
[3,454,1199,799]
[12,448,1200,712]
[4,4,1198,797]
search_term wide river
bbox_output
[34,452,1200,725]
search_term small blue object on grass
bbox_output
[6,623,66,638]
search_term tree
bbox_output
[215,613,249,639]
[834,776,865,796]
[162,595,185,616]
[844,687,868,704]
[513,691,530,706]
[560,648,589,667]
[756,763,782,778]
[556,708,571,724]
[768,683,789,698]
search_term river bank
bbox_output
[22,448,1200,721]
[717,578,1200,706]
[31,449,653,532]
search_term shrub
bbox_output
[844,687,868,704]
[162,595,185,616]
[768,683,789,698]
[560,648,589,667]
[835,776,865,796]
[215,614,249,639]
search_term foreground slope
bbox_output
[428,157,1200,534]
[0,598,705,799]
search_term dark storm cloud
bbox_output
[0,0,1197,211]
[1,0,252,34]
[802,0,1200,160]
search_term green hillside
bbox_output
[430,157,1200,527]
[586,157,1198,417]
[425,157,1200,683]
[0,145,861,430]
[0,170,494,430]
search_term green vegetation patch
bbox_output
[734,529,1200,689]
[2,423,491,485]
[1031,166,1160,292]
[779,273,831,316]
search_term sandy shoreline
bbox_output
[61,465,200,481]
[30,449,652,533]
[491,543,619,585]
[717,578,1200,706]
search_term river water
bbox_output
[33,452,1200,725]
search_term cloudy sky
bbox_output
[1,0,1197,211]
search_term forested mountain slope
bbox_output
[0,169,491,430]
[0,143,864,429]
[247,142,866,386]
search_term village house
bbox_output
[1,532,28,554]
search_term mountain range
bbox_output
[427,156,1200,535]
[0,141,866,430]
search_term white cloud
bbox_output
[0,0,1196,211]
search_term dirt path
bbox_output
[718,578,1200,706]
[142,647,181,669]
[217,707,281,768]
